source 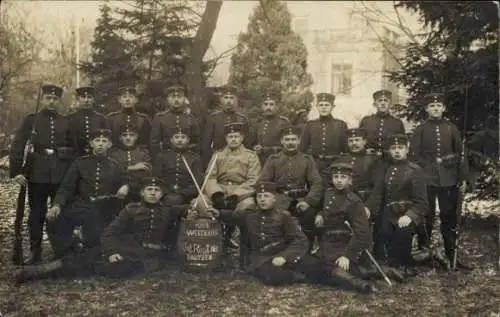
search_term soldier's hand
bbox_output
[116,185,129,199]
[47,205,61,220]
[314,214,324,228]
[364,207,371,219]
[335,256,350,271]
[13,174,27,186]
[436,157,443,164]
[253,144,262,152]
[207,207,220,218]
[132,162,150,171]
[108,253,123,263]
[398,215,412,228]
[296,201,310,212]
[272,256,286,267]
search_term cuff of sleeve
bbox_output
[406,209,421,226]
[304,196,318,207]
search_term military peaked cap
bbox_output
[118,84,137,95]
[223,122,244,135]
[76,86,96,98]
[254,181,277,194]
[372,89,392,100]
[423,92,445,105]
[347,128,367,139]
[140,176,165,190]
[90,128,112,140]
[386,133,408,147]
[316,92,335,104]
[280,126,302,138]
[165,84,186,96]
[219,84,239,96]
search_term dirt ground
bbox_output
[0,179,499,317]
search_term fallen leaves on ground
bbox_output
[0,180,499,317]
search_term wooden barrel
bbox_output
[177,215,224,272]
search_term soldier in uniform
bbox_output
[314,161,377,293]
[68,86,110,156]
[252,89,290,165]
[150,84,200,159]
[9,84,74,264]
[100,176,175,278]
[365,134,428,276]
[204,122,261,249]
[46,129,129,259]
[410,92,472,266]
[299,93,348,185]
[359,90,405,157]
[153,127,203,249]
[108,84,151,149]
[109,125,152,203]
[259,126,323,251]
[209,181,375,293]
[201,84,253,167]
[340,128,381,203]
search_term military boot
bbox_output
[15,260,63,283]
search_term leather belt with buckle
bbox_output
[35,148,56,155]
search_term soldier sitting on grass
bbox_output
[99,177,175,278]
[209,181,376,294]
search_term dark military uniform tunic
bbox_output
[253,114,290,164]
[359,113,405,154]
[299,116,348,178]
[101,202,172,261]
[366,160,428,265]
[259,151,323,241]
[341,152,380,201]
[109,146,152,201]
[410,118,469,255]
[201,109,253,166]
[48,155,127,257]
[219,208,308,273]
[318,188,371,263]
[108,109,151,147]
[150,109,200,159]
[153,149,202,201]
[9,108,74,257]
[68,108,110,156]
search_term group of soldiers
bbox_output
[9,82,474,294]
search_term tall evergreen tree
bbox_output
[80,3,139,113]
[228,0,313,119]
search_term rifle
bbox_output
[12,83,43,265]
[451,84,469,270]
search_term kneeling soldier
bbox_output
[211,181,376,293]
[46,129,129,259]
[109,125,152,203]
[99,177,173,278]
[366,134,428,277]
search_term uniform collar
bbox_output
[263,113,277,119]
[350,150,366,156]
[226,146,243,154]
[121,107,136,115]
[376,111,390,118]
[427,117,444,124]
[319,115,333,122]
[390,158,407,166]
[283,149,299,156]
[41,108,58,115]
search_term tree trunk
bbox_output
[186,0,223,126]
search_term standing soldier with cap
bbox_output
[366,134,428,278]
[9,84,74,264]
[252,88,290,165]
[46,128,129,259]
[68,86,110,157]
[209,181,376,293]
[201,84,253,167]
[108,84,151,149]
[150,83,200,159]
[299,92,348,184]
[359,90,405,157]
[259,126,323,252]
[204,122,261,250]
[410,92,473,267]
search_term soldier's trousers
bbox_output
[418,186,459,258]
[253,254,368,291]
[47,198,123,258]
[27,182,59,253]
[162,193,191,250]
[378,221,416,267]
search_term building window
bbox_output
[331,63,352,96]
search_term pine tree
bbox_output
[80,3,139,113]
[228,0,313,120]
